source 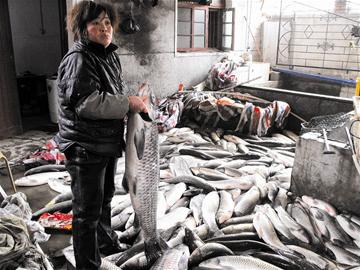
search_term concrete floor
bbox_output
[1,114,70,269]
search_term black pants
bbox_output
[65,145,119,270]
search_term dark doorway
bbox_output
[6,0,68,134]
[0,0,22,139]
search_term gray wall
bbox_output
[105,0,230,98]
[8,0,62,77]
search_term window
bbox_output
[177,1,234,52]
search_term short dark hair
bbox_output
[67,1,118,41]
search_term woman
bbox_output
[55,1,147,269]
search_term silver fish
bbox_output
[302,195,338,217]
[46,190,73,207]
[190,194,206,226]
[150,244,189,270]
[216,166,246,178]
[124,94,167,263]
[165,182,187,209]
[310,207,351,245]
[223,134,249,145]
[221,214,254,227]
[194,224,210,240]
[350,215,360,227]
[266,181,279,203]
[271,133,296,144]
[125,212,135,230]
[275,205,310,244]
[258,204,294,241]
[188,243,234,267]
[157,191,168,219]
[199,159,228,169]
[111,194,131,217]
[169,155,194,177]
[32,199,72,220]
[116,226,140,242]
[289,200,322,246]
[238,165,270,179]
[282,130,298,142]
[184,216,197,230]
[221,223,255,234]
[15,171,70,187]
[197,255,283,269]
[158,207,191,231]
[336,214,360,241]
[191,167,230,180]
[24,164,66,176]
[210,131,221,144]
[233,186,260,216]
[165,175,215,192]
[166,227,186,248]
[119,251,148,270]
[111,205,133,230]
[216,191,234,224]
[168,196,190,212]
[184,226,205,252]
[253,211,291,252]
[287,245,340,270]
[208,177,254,190]
[202,191,223,237]
[228,188,242,201]
[325,242,360,266]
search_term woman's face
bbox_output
[86,11,113,47]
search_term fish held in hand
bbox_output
[124,91,167,264]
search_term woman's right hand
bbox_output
[128,96,148,113]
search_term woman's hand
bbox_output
[128,96,148,113]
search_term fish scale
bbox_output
[124,95,167,263]
[132,121,158,236]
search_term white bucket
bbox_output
[46,76,59,124]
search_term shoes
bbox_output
[99,240,129,256]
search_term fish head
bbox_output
[139,90,158,123]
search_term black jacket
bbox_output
[55,40,129,157]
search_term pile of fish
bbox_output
[35,126,360,270]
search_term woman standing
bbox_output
[55,1,147,269]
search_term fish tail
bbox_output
[144,237,168,264]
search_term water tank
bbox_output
[46,76,59,124]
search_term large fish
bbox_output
[124,90,167,264]
[15,171,70,187]
[202,191,223,237]
[24,164,66,176]
[32,200,72,220]
[150,244,189,270]
[196,255,283,270]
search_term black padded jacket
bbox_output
[55,40,129,157]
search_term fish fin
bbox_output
[122,175,129,193]
[134,128,145,160]
[139,112,152,122]
[133,213,140,229]
[144,237,168,264]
